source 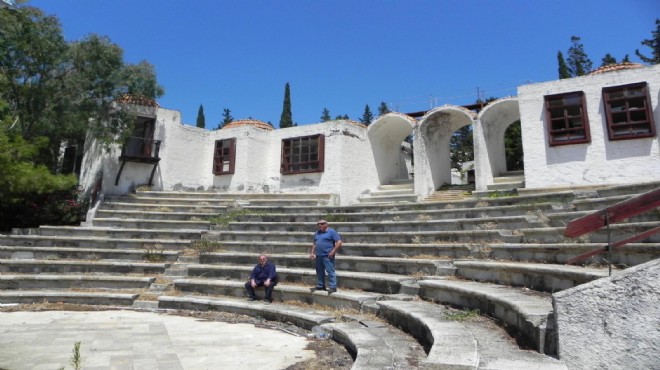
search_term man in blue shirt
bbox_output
[310,219,343,293]
[245,254,278,303]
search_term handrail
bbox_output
[565,187,660,267]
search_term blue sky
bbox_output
[30,0,659,128]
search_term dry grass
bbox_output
[409,254,452,260]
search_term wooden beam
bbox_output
[566,226,660,264]
[564,188,660,238]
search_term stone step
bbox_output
[0,275,154,290]
[199,253,455,276]
[593,181,660,198]
[546,209,660,226]
[357,194,419,204]
[158,295,336,330]
[191,240,660,266]
[453,260,610,292]
[0,259,170,275]
[419,278,556,354]
[172,279,384,311]
[487,181,525,191]
[326,320,426,369]
[571,193,642,211]
[232,201,570,223]
[135,191,337,202]
[518,221,660,244]
[95,209,219,221]
[110,195,331,207]
[494,175,525,184]
[377,183,414,191]
[13,226,203,241]
[0,291,139,306]
[92,218,211,230]
[99,201,229,213]
[223,215,535,233]
[0,246,179,262]
[185,264,414,294]
[0,235,191,250]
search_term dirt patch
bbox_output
[0,303,354,369]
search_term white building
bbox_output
[79,63,660,205]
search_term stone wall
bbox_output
[552,258,660,369]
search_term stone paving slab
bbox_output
[0,310,315,370]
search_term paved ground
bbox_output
[0,310,317,370]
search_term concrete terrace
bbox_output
[1,181,659,369]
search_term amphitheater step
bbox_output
[172,279,385,311]
[185,264,414,294]
[453,260,611,292]
[95,208,219,221]
[158,295,336,330]
[418,278,556,354]
[0,291,139,306]
[99,201,229,213]
[326,319,426,369]
[0,275,154,290]
[91,218,211,230]
[199,252,455,276]
[0,245,179,262]
[0,259,170,275]
[13,225,203,241]
[0,235,192,250]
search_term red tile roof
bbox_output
[589,62,644,75]
[222,119,274,131]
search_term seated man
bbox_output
[244,254,278,303]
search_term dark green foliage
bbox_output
[359,104,374,126]
[567,35,592,76]
[557,51,571,79]
[0,6,164,171]
[196,104,205,128]
[217,108,233,129]
[450,125,473,169]
[279,82,293,128]
[622,54,631,63]
[600,53,617,67]
[635,19,660,64]
[335,114,349,120]
[378,101,391,116]
[504,120,524,171]
[320,108,331,122]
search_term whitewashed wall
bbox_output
[518,64,660,189]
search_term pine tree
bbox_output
[557,51,571,79]
[567,36,592,76]
[335,114,349,120]
[320,108,331,122]
[279,82,293,128]
[196,104,205,128]
[359,104,374,126]
[635,19,660,65]
[600,53,617,67]
[377,101,391,116]
[622,54,631,63]
[217,108,233,130]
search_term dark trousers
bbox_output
[245,279,277,300]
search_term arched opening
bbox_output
[474,98,522,191]
[415,107,475,196]
[367,113,417,185]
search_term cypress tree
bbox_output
[600,54,617,67]
[359,104,374,126]
[635,19,660,65]
[567,36,592,76]
[217,108,233,130]
[557,51,571,79]
[320,108,331,122]
[279,82,293,128]
[196,104,205,128]
[378,101,391,116]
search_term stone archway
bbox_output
[474,98,521,191]
[415,107,475,198]
[367,113,417,185]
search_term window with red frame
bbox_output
[544,91,591,146]
[213,138,236,175]
[281,134,325,174]
[603,82,656,140]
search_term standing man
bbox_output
[310,219,343,293]
[245,254,278,303]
